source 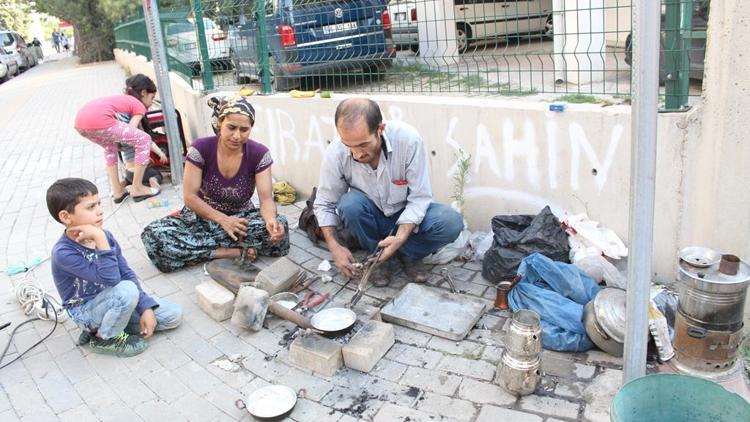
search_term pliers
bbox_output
[297,290,329,313]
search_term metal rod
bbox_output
[623,0,661,383]
[191,0,215,91]
[141,0,185,185]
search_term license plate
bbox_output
[322,21,357,35]
[183,42,197,50]
[395,12,406,21]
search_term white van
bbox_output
[0,30,37,70]
[389,0,552,53]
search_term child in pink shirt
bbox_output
[74,74,162,203]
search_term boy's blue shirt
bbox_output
[51,229,158,315]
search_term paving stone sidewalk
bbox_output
[0,57,623,422]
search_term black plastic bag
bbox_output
[482,206,570,283]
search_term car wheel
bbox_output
[231,50,252,84]
[543,15,554,39]
[410,44,419,54]
[456,24,470,54]
[0,65,8,83]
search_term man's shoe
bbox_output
[399,255,429,283]
[369,259,397,288]
[89,332,148,357]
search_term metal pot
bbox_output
[495,351,541,396]
[235,385,303,421]
[582,288,626,357]
[504,309,542,358]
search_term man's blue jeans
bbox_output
[336,191,464,259]
[68,280,183,339]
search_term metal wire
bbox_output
[113,0,707,108]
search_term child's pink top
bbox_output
[74,95,147,130]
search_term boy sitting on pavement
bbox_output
[46,178,182,357]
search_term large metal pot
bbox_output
[677,250,750,332]
[583,288,626,357]
[495,351,541,396]
[504,309,542,358]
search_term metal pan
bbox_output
[235,385,303,421]
[310,307,357,337]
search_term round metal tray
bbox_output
[679,246,721,268]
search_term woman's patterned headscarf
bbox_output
[207,95,255,134]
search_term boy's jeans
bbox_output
[68,280,182,339]
[336,190,464,259]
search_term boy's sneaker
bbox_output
[89,332,148,357]
[77,331,93,345]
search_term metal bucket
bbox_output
[495,351,541,396]
[674,249,750,376]
[504,309,542,358]
[610,374,750,422]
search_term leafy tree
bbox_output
[0,0,33,35]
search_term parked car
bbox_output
[0,29,36,70]
[624,0,708,81]
[388,0,418,52]
[164,18,231,74]
[388,0,552,54]
[0,45,20,82]
[228,0,396,90]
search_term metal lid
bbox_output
[593,287,627,344]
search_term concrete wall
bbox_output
[604,0,631,47]
[115,45,694,282]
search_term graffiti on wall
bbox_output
[255,104,625,210]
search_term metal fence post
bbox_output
[191,0,215,91]
[623,0,661,383]
[141,0,184,186]
[255,0,273,94]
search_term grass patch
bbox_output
[555,94,601,104]
[460,75,485,89]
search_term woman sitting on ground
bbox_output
[141,95,289,273]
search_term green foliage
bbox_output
[450,148,472,214]
[555,94,601,104]
[0,0,33,36]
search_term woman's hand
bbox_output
[219,215,249,241]
[265,219,285,244]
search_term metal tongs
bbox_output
[348,246,386,308]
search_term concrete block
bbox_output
[231,286,268,330]
[288,333,343,377]
[254,257,301,295]
[342,321,394,373]
[195,280,235,322]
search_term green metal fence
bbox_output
[114,0,708,110]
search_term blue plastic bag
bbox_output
[508,253,601,352]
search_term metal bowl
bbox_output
[310,307,356,334]
[270,292,299,310]
[679,246,721,268]
[243,384,297,420]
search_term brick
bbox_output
[401,366,462,396]
[59,405,99,422]
[518,395,580,420]
[254,256,302,295]
[289,332,343,377]
[373,403,440,422]
[427,336,484,358]
[343,320,395,372]
[386,343,442,369]
[457,378,517,407]
[195,280,235,322]
[416,393,478,421]
[476,405,542,422]
[436,354,496,381]
[370,359,408,382]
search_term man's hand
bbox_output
[218,215,248,241]
[376,235,407,263]
[139,309,157,339]
[265,219,285,244]
[331,244,358,278]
